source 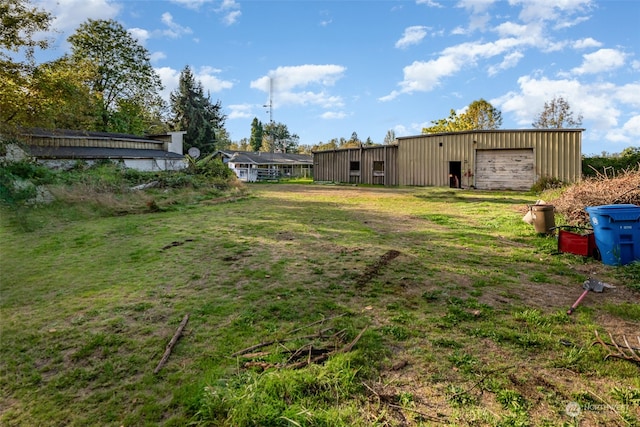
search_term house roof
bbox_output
[27,146,184,160]
[23,128,163,144]
[217,150,313,165]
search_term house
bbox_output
[17,128,187,171]
[313,129,583,190]
[215,150,313,182]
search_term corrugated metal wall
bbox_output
[397,130,582,187]
[313,145,398,185]
[314,130,581,188]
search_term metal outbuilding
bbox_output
[313,129,582,190]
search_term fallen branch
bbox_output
[288,313,347,335]
[592,330,640,365]
[231,327,334,357]
[154,314,189,374]
[285,326,368,369]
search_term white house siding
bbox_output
[123,158,186,171]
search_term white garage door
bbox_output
[475,149,535,191]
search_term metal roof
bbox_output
[217,150,313,165]
[23,128,162,143]
[28,146,184,160]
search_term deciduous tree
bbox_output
[532,96,583,129]
[384,129,396,145]
[422,99,502,134]
[0,0,52,133]
[465,98,502,130]
[68,19,165,133]
[263,122,299,153]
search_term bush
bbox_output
[0,160,58,205]
[530,176,564,193]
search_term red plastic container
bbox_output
[558,228,597,257]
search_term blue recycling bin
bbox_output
[585,204,640,266]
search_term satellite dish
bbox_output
[188,147,201,158]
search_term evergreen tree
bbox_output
[250,117,263,152]
[170,65,226,154]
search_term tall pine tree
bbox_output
[249,117,263,152]
[170,65,226,154]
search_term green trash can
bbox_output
[531,204,555,234]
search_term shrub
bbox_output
[530,176,564,193]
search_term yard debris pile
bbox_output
[231,315,367,371]
[550,168,640,225]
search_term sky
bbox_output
[30,0,640,155]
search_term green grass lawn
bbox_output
[1,184,638,426]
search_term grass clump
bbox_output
[195,352,371,426]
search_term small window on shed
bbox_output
[350,161,360,171]
[373,161,384,176]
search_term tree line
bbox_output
[1,1,228,156]
[3,0,635,167]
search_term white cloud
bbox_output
[511,0,592,24]
[605,115,640,143]
[129,28,151,45]
[156,65,233,102]
[416,0,443,7]
[250,65,346,110]
[170,0,213,10]
[222,10,241,25]
[493,75,640,146]
[622,115,640,135]
[381,37,529,100]
[150,51,167,63]
[36,0,121,32]
[161,12,193,38]
[572,37,602,49]
[395,26,428,49]
[571,48,626,75]
[613,83,640,108]
[488,51,524,75]
[455,0,497,33]
[321,111,347,120]
[197,66,234,92]
[228,104,254,120]
[217,0,241,25]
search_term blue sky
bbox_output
[33,0,640,155]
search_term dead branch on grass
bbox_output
[233,326,367,371]
[592,330,640,365]
[154,314,189,374]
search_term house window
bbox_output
[373,161,385,176]
[350,161,360,175]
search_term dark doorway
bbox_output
[449,161,461,188]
